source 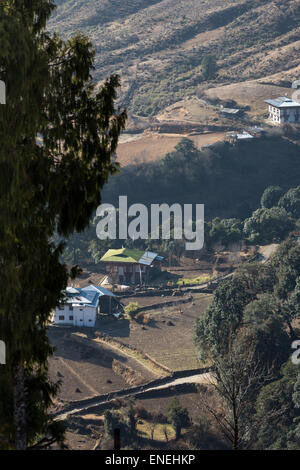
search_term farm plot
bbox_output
[48,328,155,402]
[96,293,212,371]
[116,131,227,166]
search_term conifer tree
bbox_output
[0,1,126,449]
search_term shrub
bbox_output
[278,186,300,218]
[124,302,140,318]
[167,398,190,440]
[261,186,283,209]
[135,406,150,420]
[142,314,151,325]
[243,207,294,243]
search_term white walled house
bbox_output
[265,97,300,124]
[54,303,96,327]
[52,285,117,327]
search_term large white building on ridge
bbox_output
[265,97,300,124]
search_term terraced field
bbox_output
[97,292,212,371]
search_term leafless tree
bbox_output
[148,421,156,441]
[163,425,169,442]
[199,339,274,450]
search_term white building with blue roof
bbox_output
[265,97,300,124]
[52,285,117,327]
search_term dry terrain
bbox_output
[49,1,300,167]
[117,130,226,166]
[48,289,212,406]
[48,327,157,403]
[204,80,293,118]
[62,390,221,450]
[50,0,300,118]
[97,292,212,371]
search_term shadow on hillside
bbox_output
[95,315,130,338]
[50,331,132,369]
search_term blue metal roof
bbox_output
[265,97,300,108]
[80,290,99,308]
[138,251,159,266]
[81,285,115,298]
[64,285,115,307]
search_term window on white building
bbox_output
[59,315,64,321]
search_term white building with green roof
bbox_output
[100,248,163,285]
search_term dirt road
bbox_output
[54,369,212,421]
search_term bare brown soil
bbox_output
[205,80,293,118]
[48,287,212,411]
[116,130,227,166]
[48,328,156,403]
[96,293,212,371]
[122,295,187,308]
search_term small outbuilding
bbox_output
[226,131,254,143]
[220,107,241,116]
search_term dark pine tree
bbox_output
[0,0,126,449]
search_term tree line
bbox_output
[195,238,300,449]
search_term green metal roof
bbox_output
[100,248,145,264]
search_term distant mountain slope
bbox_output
[49,0,300,116]
[52,0,163,28]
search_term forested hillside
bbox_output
[102,131,300,218]
[59,131,300,269]
[50,0,300,115]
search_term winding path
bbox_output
[54,369,212,421]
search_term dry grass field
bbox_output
[204,80,293,118]
[48,327,156,402]
[97,293,212,371]
[117,133,184,166]
[116,130,226,166]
